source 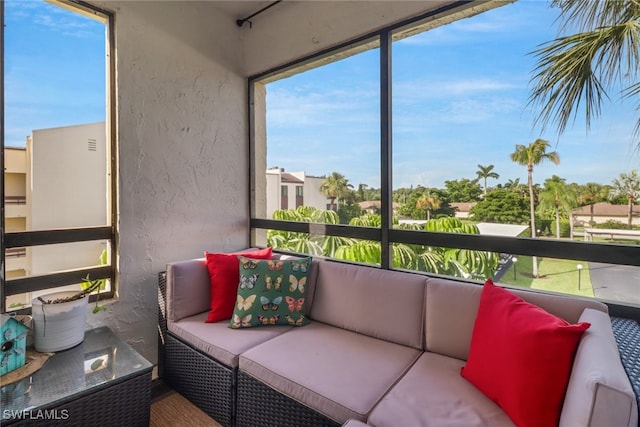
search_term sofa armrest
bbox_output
[560,308,638,427]
[166,258,209,322]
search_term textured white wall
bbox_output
[87,1,248,361]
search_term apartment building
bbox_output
[4,122,108,309]
[4,147,27,281]
[265,167,326,218]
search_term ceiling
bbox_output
[209,1,276,21]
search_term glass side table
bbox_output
[1,326,153,426]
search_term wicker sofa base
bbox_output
[611,316,640,414]
[236,371,341,427]
[164,333,236,427]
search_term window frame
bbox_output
[1,0,117,312]
[248,3,640,320]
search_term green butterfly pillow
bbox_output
[229,256,312,329]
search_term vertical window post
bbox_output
[380,31,392,269]
[1,0,6,313]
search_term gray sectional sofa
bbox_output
[159,252,639,427]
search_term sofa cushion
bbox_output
[204,247,273,323]
[310,261,426,349]
[166,258,210,322]
[560,308,638,427]
[239,321,421,423]
[168,311,292,368]
[229,256,312,328]
[424,277,607,360]
[369,352,515,427]
[460,279,590,427]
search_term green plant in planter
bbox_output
[36,274,107,313]
[37,249,109,314]
[81,274,108,314]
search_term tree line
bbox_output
[319,140,640,232]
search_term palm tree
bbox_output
[504,178,528,199]
[537,175,577,238]
[609,170,640,229]
[356,183,368,202]
[528,0,640,147]
[476,164,499,196]
[505,178,520,189]
[579,182,608,226]
[416,190,441,221]
[510,139,560,277]
[320,172,352,211]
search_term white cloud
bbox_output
[266,86,378,128]
[6,0,102,38]
[395,77,522,103]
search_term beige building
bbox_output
[4,122,108,309]
[4,147,28,281]
[265,167,326,218]
[572,202,640,227]
[450,202,477,219]
[359,200,400,216]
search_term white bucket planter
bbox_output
[32,291,88,352]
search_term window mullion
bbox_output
[1,0,6,313]
[380,31,393,269]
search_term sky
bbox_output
[3,0,639,191]
[265,0,640,190]
[4,0,106,148]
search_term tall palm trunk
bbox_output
[555,205,561,239]
[528,164,539,277]
[628,196,634,230]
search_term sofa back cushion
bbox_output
[424,277,608,360]
[310,261,426,349]
[167,258,210,322]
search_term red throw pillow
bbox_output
[461,279,590,427]
[204,247,272,323]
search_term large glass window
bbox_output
[251,1,640,310]
[389,1,640,303]
[2,0,115,312]
[252,40,382,256]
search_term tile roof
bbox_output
[571,202,640,216]
[450,202,477,212]
[280,173,304,184]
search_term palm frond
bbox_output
[625,82,640,148]
[551,0,640,34]
[530,3,640,140]
[529,30,608,134]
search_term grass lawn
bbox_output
[502,256,594,298]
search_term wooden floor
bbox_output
[150,381,222,427]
